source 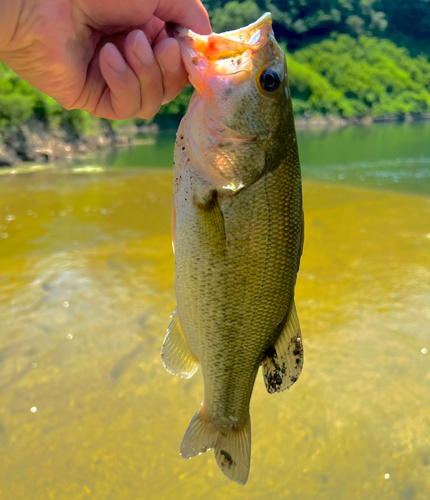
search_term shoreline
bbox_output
[2,158,428,201]
[1,113,429,167]
[0,121,158,168]
[294,112,430,129]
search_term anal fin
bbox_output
[161,309,198,379]
[262,301,304,394]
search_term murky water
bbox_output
[1,125,430,499]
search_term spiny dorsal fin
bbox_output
[262,301,304,394]
[161,309,199,379]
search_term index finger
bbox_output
[155,0,212,35]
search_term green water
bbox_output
[91,121,430,196]
[298,122,430,196]
[0,123,429,499]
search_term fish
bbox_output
[162,13,304,485]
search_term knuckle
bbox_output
[138,90,162,119]
[114,108,138,120]
[112,97,141,120]
[137,102,162,120]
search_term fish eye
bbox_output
[259,68,281,93]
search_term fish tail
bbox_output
[181,408,251,485]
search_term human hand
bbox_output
[0,0,211,120]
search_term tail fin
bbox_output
[180,408,251,485]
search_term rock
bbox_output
[294,115,348,129]
[3,128,33,160]
[373,114,401,122]
[1,118,120,164]
[0,144,19,166]
[361,116,374,126]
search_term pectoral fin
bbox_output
[262,301,304,394]
[193,188,226,259]
[161,309,198,379]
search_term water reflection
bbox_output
[0,169,429,498]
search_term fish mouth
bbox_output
[168,13,273,93]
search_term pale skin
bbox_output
[0,0,211,120]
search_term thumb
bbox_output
[155,0,212,34]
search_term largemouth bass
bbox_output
[162,13,304,485]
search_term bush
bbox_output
[290,35,430,117]
[0,62,102,135]
[211,0,263,32]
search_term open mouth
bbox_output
[168,13,273,91]
[173,12,272,59]
[168,13,272,61]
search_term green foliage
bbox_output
[0,62,101,135]
[157,86,194,118]
[211,0,263,32]
[287,55,367,118]
[0,94,34,132]
[0,63,36,131]
[292,35,430,117]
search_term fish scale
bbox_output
[162,13,304,485]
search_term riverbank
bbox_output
[1,112,430,168]
[294,112,430,129]
[0,119,159,167]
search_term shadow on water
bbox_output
[0,122,429,499]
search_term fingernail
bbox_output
[158,39,182,74]
[132,31,154,65]
[105,43,127,73]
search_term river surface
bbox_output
[0,122,429,499]
[91,121,430,196]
